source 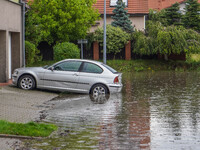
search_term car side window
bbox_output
[81,62,103,73]
[54,61,82,72]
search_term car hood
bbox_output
[16,67,45,72]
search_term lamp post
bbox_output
[103,0,106,64]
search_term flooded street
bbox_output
[22,71,200,150]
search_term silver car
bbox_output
[12,59,122,95]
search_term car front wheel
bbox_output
[18,75,36,90]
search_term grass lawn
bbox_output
[27,59,200,73]
[0,120,57,137]
[107,59,200,72]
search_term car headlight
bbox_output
[13,70,19,75]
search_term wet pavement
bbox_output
[14,72,200,149]
[0,86,57,150]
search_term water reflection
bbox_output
[90,94,110,104]
[20,71,200,150]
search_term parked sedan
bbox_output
[12,59,122,95]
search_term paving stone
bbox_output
[0,85,58,150]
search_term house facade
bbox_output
[0,0,23,83]
[91,0,149,32]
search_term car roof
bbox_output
[62,59,103,65]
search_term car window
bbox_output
[54,61,82,72]
[102,64,118,73]
[81,62,103,73]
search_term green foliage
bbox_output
[106,59,182,72]
[133,31,156,55]
[144,2,200,59]
[165,2,182,26]
[183,0,200,32]
[111,0,133,33]
[25,41,41,65]
[134,66,144,72]
[26,0,100,45]
[0,120,57,137]
[133,23,200,56]
[149,1,199,30]
[148,9,168,26]
[25,11,41,45]
[148,3,182,27]
[94,25,131,56]
[156,26,188,55]
[53,42,80,61]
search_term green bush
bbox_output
[133,23,200,57]
[94,25,131,57]
[53,42,80,61]
[25,41,41,65]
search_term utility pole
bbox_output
[103,0,107,64]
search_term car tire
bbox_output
[18,75,36,90]
[91,84,108,96]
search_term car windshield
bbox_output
[43,65,49,69]
[102,64,118,74]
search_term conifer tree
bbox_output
[165,2,182,26]
[111,0,133,33]
[183,0,200,32]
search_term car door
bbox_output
[43,61,82,90]
[77,62,103,91]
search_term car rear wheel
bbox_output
[91,84,108,96]
[18,75,36,90]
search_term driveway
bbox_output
[0,85,57,150]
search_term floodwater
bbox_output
[21,71,200,150]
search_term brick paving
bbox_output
[0,85,58,150]
[0,80,12,86]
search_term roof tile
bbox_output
[148,0,200,10]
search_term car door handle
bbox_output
[73,73,78,76]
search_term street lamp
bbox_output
[103,0,106,64]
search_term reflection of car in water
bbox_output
[90,94,110,104]
[43,93,122,127]
[12,59,123,94]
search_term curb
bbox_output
[0,80,12,87]
[0,134,43,140]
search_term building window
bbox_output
[110,0,128,7]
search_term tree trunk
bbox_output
[164,54,168,61]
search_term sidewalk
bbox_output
[0,85,58,150]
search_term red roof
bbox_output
[148,0,200,10]
[94,0,200,14]
[93,0,149,15]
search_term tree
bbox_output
[148,3,182,27]
[183,0,200,32]
[94,25,131,57]
[133,22,200,57]
[111,0,133,33]
[26,0,100,45]
[148,9,168,26]
[165,2,182,26]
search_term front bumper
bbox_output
[12,74,19,86]
[12,76,17,85]
[108,84,123,93]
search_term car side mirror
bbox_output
[49,67,54,71]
